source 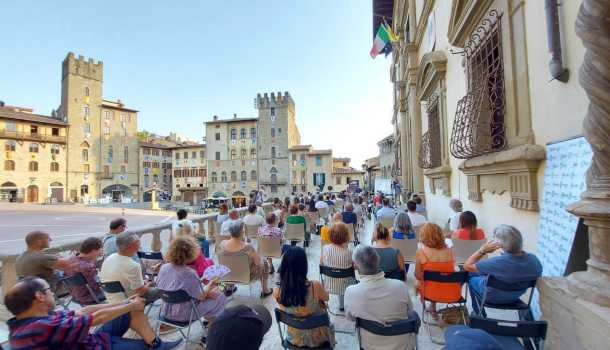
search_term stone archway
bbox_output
[27,185,39,203]
[49,182,64,202]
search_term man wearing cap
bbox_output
[206,304,272,350]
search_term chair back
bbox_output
[137,251,163,260]
[356,311,420,336]
[469,315,547,348]
[413,225,422,239]
[275,308,330,330]
[422,270,468,304]
[485,275,537,291]
[452,239,486,264]
[318,207,329,221]
[384,270,406,281]
[245,224,261,239]
[319,265,355,279]
[218,253,251,284]
[62,272,88,287]
[346,223,355,242]
[379,217,394,230]
[258,237,282,258]
[285,223,305,242]
[100,281,126,295]
[390,238,418,263]
[158,289,193,304]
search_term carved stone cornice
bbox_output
[416,51,448,101]
[458,144,545,211]
[447,0,494,47]
[424,165,452,197]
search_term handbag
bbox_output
[439,305,468,325]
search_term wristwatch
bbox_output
[478,250,486,256]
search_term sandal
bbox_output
[260,290,273,298]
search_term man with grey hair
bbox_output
[463,224,542,315]
[344,245,416,350]
[220,209,242,236]
[100,232,160,304]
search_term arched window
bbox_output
[230,171,237,181]
[230,149,237,160]
[270,167,278,173]
[250,127,256,139]
[271,128,275,138]
[240,148,247,159]
[211,172,218,182]
[240,128,246,139]
[108,146,113,162]
[240,171,247,181]
[50,162,59,172]
[250,170,257,180]
[250,148,256,159]
[5,141,16,152]
[270,173,277,184]
[230,128,237,140]
[29,143,39,153]
[82,149,88,161]
[123,146,129,163]
[4,160,15,171]
[85,87,90,97]
[28,161,38,172]
[51,144,60,155]
[271,147,276,159]
[221,171,227,182]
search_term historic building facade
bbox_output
[171,144,207,204]
[138,141,174,201]
[331,157,365,193]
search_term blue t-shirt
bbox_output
[392,230,415,240]
[473,252,542,302]
[342,211,357,225]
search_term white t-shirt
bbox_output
[407,212,426,227]
[315,201,328,209]
[220,218,242,236]
[243,214,265,227]
[449,211,462,231]
[99,253,144,303]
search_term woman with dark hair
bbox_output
[452,211,485,240]
[274,246,335,348]
[371,223,406,277]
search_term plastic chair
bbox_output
[285,223,306,242]
[477,276,537,318]
[156,289,207,347]
[319,265,355,316]
[356,311,420,350]
[391,238,418,263]
[258,236,283,259]
[275,308,333,350]
[218,253,254,296]
[60,272,106,307]
[451,239,486,265]
[100,281,128,298]
[421,270,469,344]
[245,224,261,240]
[137,251,163,281]
[469,315,548,349]
[384,269,406,281]
[318,207,330,223]
[379,217,394,230]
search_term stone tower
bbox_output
[60,52,104,202]
[255,92,300,198]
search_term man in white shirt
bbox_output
[100,232,159,304]
[345,245,416,350]
[243,204,265,226]
[314,195,329,210]
[220,209,242,236]
[406,201,426,227]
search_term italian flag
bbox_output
[370,23,397,59]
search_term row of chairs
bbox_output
[391,237,487,266]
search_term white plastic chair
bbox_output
[218,253,254,297]
[391,238,418,263]
[379,217,394,230]
[258,237,282,259]
[285,223,306,242]
[452,238,486,265]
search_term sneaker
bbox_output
[152,338,183,350]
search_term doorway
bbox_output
[27,185,39,202]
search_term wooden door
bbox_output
[27,185,39,202]
[51,188,64,202]
[183,191,194,205]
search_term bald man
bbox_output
[15,231,71,290]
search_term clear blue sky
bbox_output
[1,0,393,167]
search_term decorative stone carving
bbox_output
[459,144,545,211]
[424,165,452,197]
[447,0,494,47]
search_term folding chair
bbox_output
[384,269,406,281]
[285,223,306,243]
[258,236,283,259]
[391,238,418,264]
[157,289,207,347]
[318,207,330,223]
[137,251,163,281]
[275,308,333,350]
[421,270,470,344]
[101,281,154,315]
[469,315,548,349]
[356,311,420,350]
[245,224,261,240]
[452,239,486,266]
[379,217,394,230]
[319,265,355,316]
[477,276,537,319]
[218,253,254,297]
[60,272,106,308]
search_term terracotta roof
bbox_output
[101,100,138,113]
[289,144,312,151]
[0,108,67,126]
[333,157,351,162]
[138,141,173,149]
[333,167,364,174]
[170,143,205,149]
[308,149,332,155]
[205,117,258,124]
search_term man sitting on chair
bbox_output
[376,198,396,222]
[345,245,416,350]
[463,225,542,315]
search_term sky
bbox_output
[0,0,394,167]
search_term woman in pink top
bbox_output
[451,211,485,240]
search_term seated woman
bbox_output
[391,212,416,240]
[157,236,227,324]
[64,237,106,304]
[174,221,211,277]
[219,221,273,298]
[286,204,309,247]
[451,211,485,240]
[371,223,406,279]
[258,212,288,273]
[320,222,357,312]
[415,223,458,320]
[275,246,335,348]
[320,213,343,245]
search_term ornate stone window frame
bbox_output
[416,50,451,197]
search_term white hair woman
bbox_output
[463,224,543,315]
[447,198,463,234]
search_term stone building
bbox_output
[0,104,68,203]
[331,157,365,193]
[362,156,380,193]
[377,134,395,181]
[205,115,258,204]
[289,145,311,194]
[306,149,333,194]
[171,144,206,205]
[58,52,139,203]
[138,141,174,201]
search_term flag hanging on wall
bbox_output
[370,23,398,59]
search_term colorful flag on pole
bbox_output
[370,23,398,59]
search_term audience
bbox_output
[216,203,229,227]
[258,212,287,273]
[320,223,357,311]
[315,195,329,210]
[415,223,458,319]
[15,231,70,291]
[376,198,396,222]
[452,211,485,240]
[156,237,227,328]
[275,246,335,348]
[371,223,406,279]
[391,212,416,240]
[412,195,427,217]
[102,218,128,259]
[172,222,211,277]
[345,245,416,350]
[5,277,181,349]
[463,225,542,315]
[172,208,209,258]
[206,304,272,350]
[100,232,160,304]
[64,237,106,305]
[220,209,241,236]
[406,200,426,228]
[447,198,463,234]
[243,203,266,227]
[342,202,358,227]
[218,221,273,298]
[320,213,342,245]
[286,204,309,247]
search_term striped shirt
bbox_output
[321,244,356,295]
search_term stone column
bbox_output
[407,78,424,195]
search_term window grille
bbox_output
[451,10,506,159]
[418,94,442,169]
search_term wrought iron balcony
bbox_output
[0,130,67,144]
